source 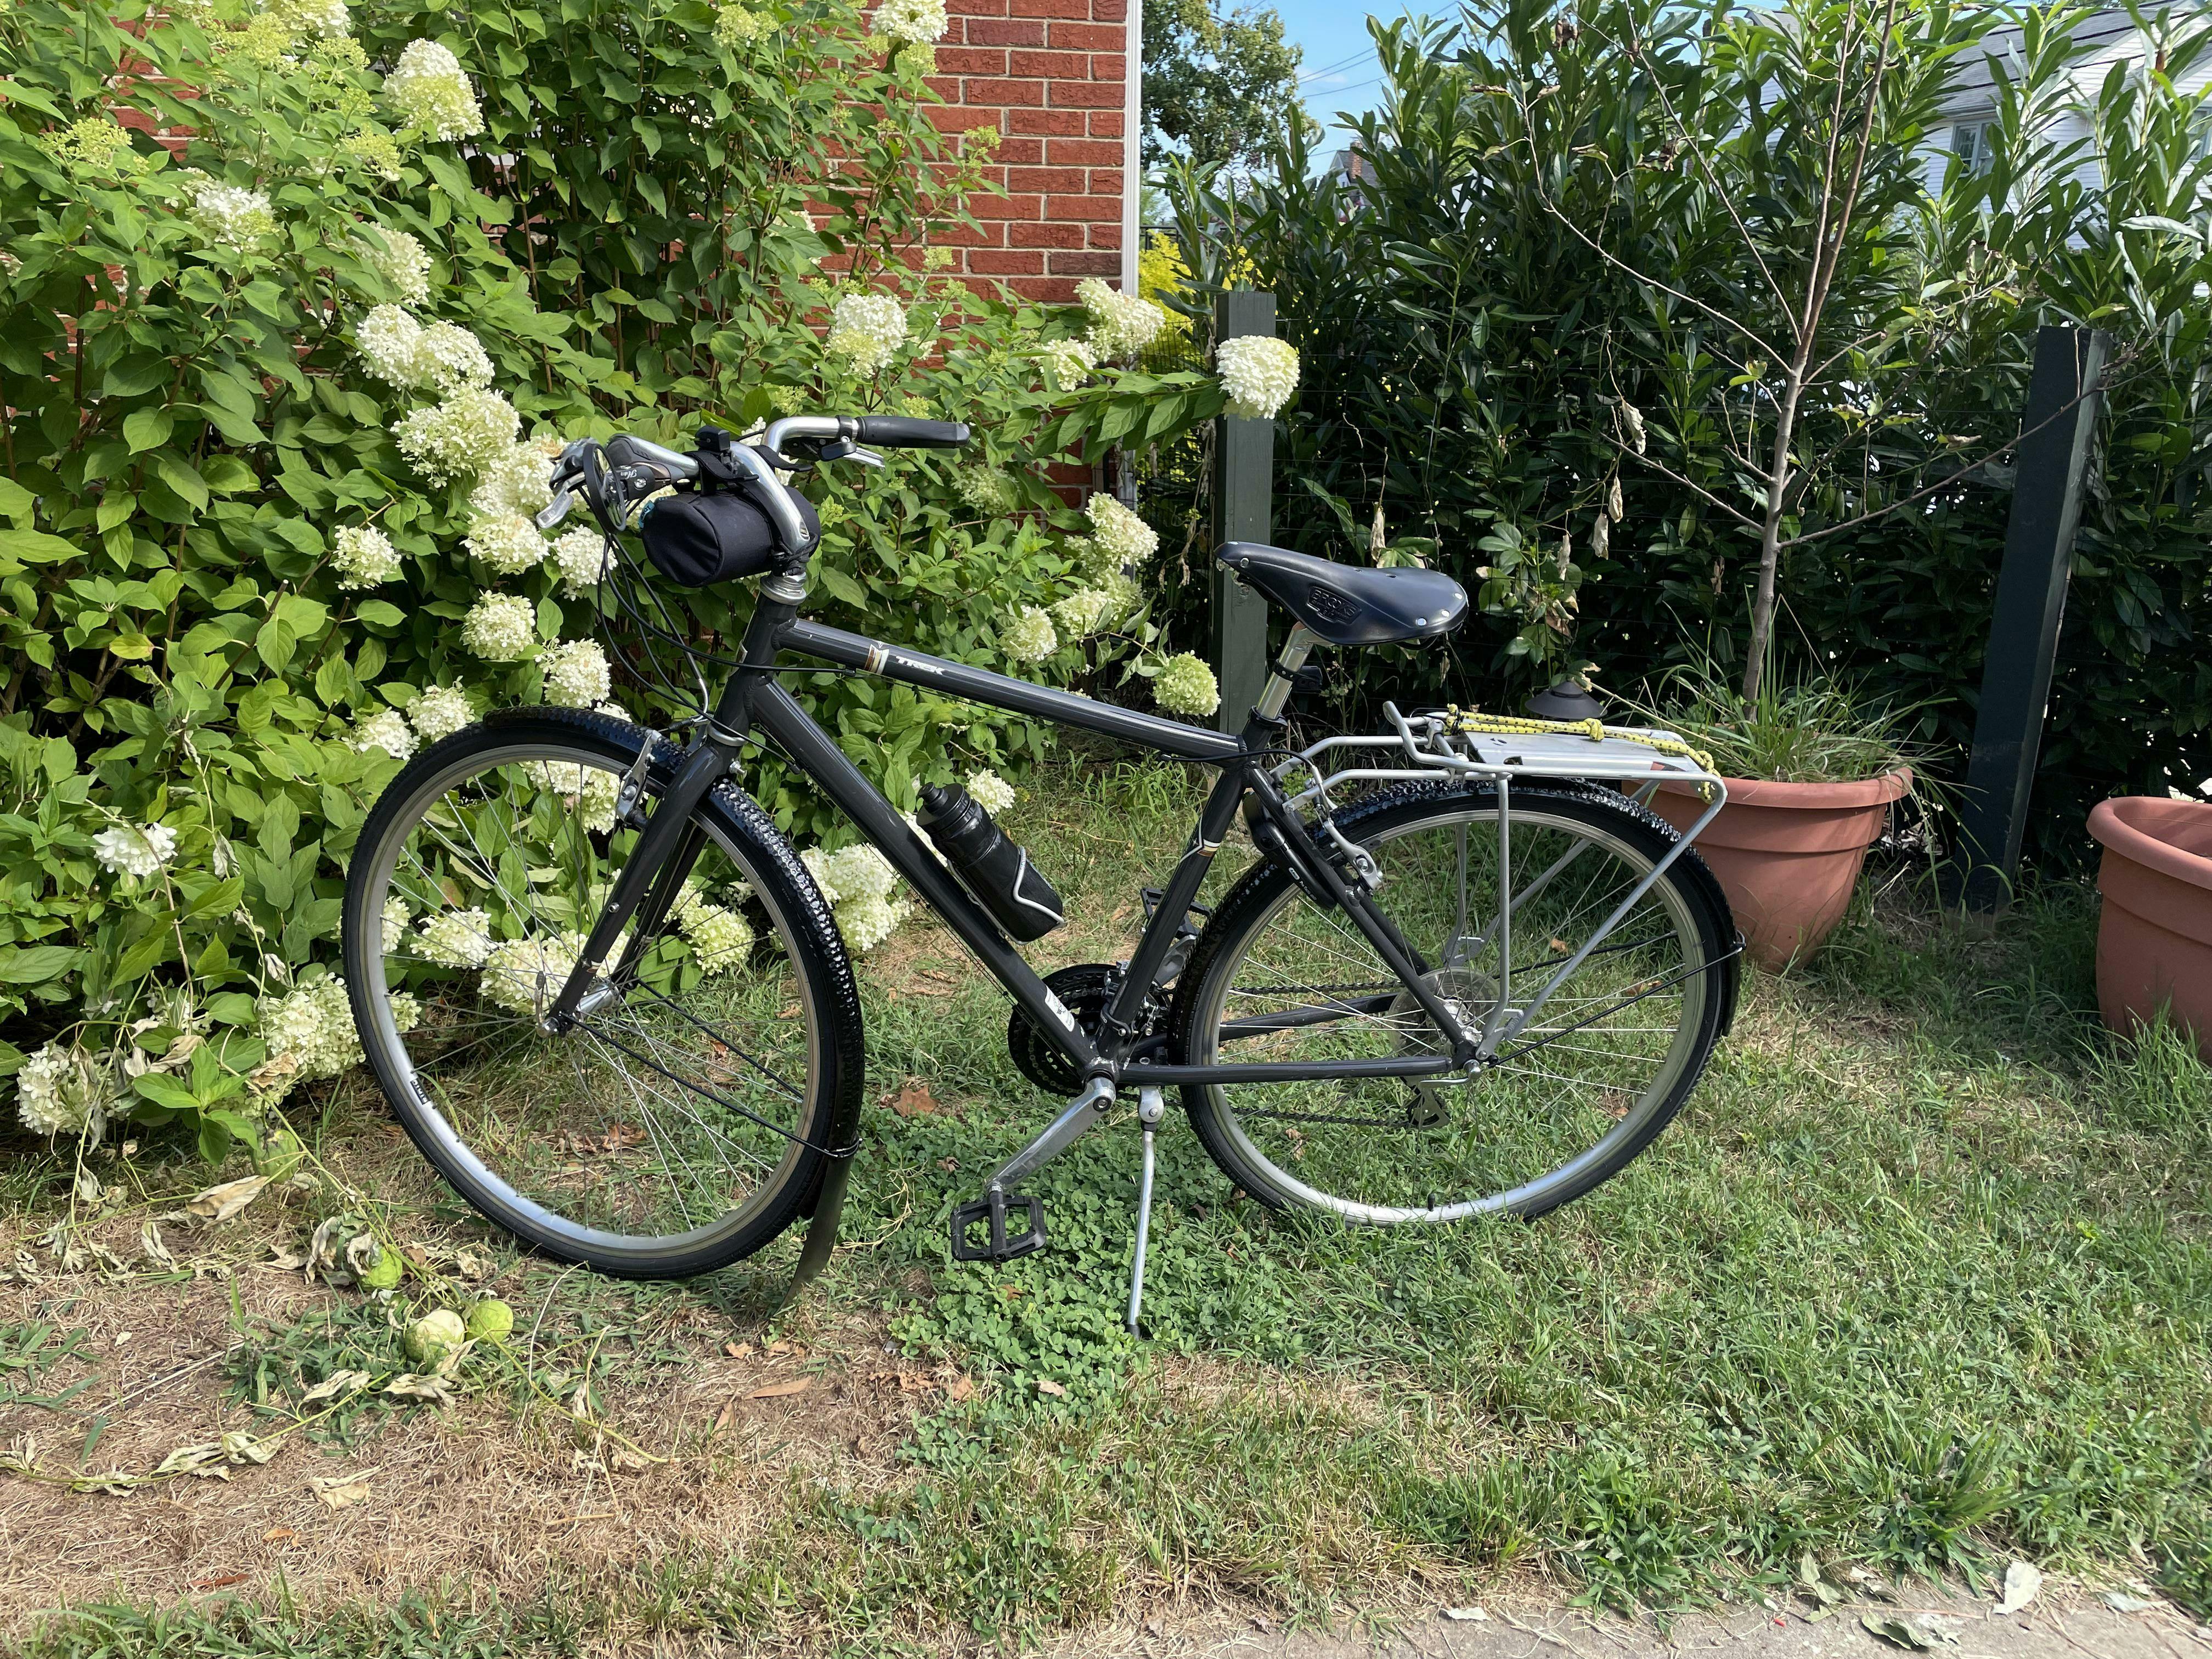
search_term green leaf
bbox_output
[124,407,175,454]
[816,563,868,608]
[0,528,82,565]
[356,600,406,628]
[0,945,81,985]
[133,1072,202,1113]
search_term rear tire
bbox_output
[1169,781,1737,1223]
[341,708,864,1279]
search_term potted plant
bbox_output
[2086,797,2212,1059]
[1639,667,1919,970]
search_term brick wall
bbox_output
[923,0,1139,302]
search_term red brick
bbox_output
[1011,221,1085,248]
[1048,251,1120,276]
[966,16,1046,43]
[1048,80,1122,107]
[962,76,1045,105]
[1046,138,1122,166]
[938,46,1008,72]
[931,220,1003,246]
[1047,21,1125,48]
[968,249,1047,275]
[1088,111,1125,137]
[970,191,1046,219]
[1090,169,1123,194]
[946,0,1007,13]
[1024,279,1082,302]
[1089,54,1126,80]
[1008,108,1087,135]
[1088,221,1122,249]
[925,105,997,132]
[1008,0,1088,16]
[1011,49,1092,77]
[1007,165,1088,191]
[1092,0,1126,19]
[994,137,1045,164]
[923,76,964,100]
[1046,193,1121,222]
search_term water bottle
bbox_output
[916,783,1065,941]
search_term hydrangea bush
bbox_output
[0,0,1261,1153]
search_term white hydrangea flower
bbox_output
[184,176,276,252]
[956,467,1017,514]
[1154,652,1221,718]
[825,293,909,376]
[540,638,611,707]
[394,387,518,484]
[471,443,554,519]
[460,592,537,660]
[356,304,425,387]
[286,0,349,38]
[964,768,1015,815]
[1076,276,1166,359]
[681,904,754,972]
[523,758,619,833]
[1039,335,1097,387]
[1086,492,1158,566]
[332,523,402,588]
[876,0,947,43]
[93,821,178,880]
[826,843,899,902]
[1052,585,1113,638]
[356,226,430,305]
[417,906,493,968]
[465,512,547,577]
[385,39,484,142]
[408,683,475,743]
[481,932,584,1017]
[259,977,363,1082]
[351,708,417,761]
[549,526,605,596]
[836,892,905,953]
[800,846,843,902]
[714,2,770,47]
[15,1043,110,1138]
[390,990,423,1034]
[381,895,411,952]
[1216,335,1300,421]
[413,321,493,391]
[1000,605,1058,663]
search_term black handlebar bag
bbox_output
[639,483,820,588]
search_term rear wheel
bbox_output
[1170,782,1736,1222]
[340,709,863,1278]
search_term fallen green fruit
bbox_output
[357,1246,401,1290]
[403,1308,467,1365]
[464,1299,514,1343]
[250,1126,304,1182]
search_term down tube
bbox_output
[748,679,1102,1077]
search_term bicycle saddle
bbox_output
[1216,541,1468,647]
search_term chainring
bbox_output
[1008,962,1122,1095]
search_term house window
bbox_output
[1951,120,1996,175]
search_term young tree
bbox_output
[1143,0,1307,171]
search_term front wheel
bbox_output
[1169,781,1737,1223]
[340,708,864,1279]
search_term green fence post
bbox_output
[1210,291,1275,733]
[1951,324,2112,912]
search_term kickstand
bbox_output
[782,1153,854,1307]
[1126,1087,1165,1336]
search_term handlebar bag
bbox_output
[639,486,816,587]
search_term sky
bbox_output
[1275,0,1424,141]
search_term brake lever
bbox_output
[534,484,577,532]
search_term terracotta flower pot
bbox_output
[1651,769,1912,971]
[2086,795,2212,1059]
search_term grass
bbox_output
[4,756,2209,1656]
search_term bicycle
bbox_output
[340,414,1742,1330]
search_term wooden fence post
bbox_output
[1210,291,1275,733]
[1951,325,2112,912]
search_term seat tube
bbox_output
[1241,624,1318,741]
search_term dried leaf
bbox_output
[1998,1562,2043,1615]
[74,1169,105,1205]
[189,1572,249,1592]
[155,1432,275,1481]
[298,1369,372,1409]
[723,1341,753,1359]
[262,1246,308,1272]
[382,1373,458,1405]
[187,1175,270,1224]
[882,1079,941,1118]
[139,1222,176,1270]
[945,1375,976,1402]
[263,1526,297,1543]
[1861,1615,1932,1650]
[748,1378,812,1399]
[311,1474,373,1509]
[1442,1606,1489,1622]
[1036,1378,1068,1398]
[2102,1592,2158,1615]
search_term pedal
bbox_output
[949,1189,1048,1262]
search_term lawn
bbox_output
[2,756,2207,1657]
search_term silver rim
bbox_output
[355,736,821,1257]
[1190,802,1709,1223]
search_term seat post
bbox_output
[1248,624,1319,728]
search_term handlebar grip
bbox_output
[853,417,970,449]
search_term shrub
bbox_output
[0,0,1232,1150]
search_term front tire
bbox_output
[1169,781,1737,1223]
[340,708,864,1279]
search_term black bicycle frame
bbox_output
[552,608,1473,1089]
